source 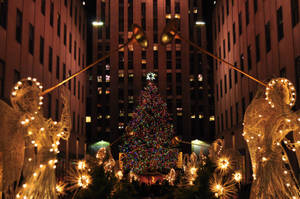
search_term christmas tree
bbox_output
[120,73,178,175]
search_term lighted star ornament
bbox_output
[146,72,156,81]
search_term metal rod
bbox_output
[40,39,133,96]
[176,34,267,87]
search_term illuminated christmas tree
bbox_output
[120,73,178,175]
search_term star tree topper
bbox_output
[146,72,156,81]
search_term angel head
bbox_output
[265,78,296,108]
[10,77,43,113]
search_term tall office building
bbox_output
[212,0,300,182]
[87,0,215,152]
[0,0,87,167]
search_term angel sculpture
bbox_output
[0,77,71,199]
[243,78,300,198]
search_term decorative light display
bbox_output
[146,72,156,81]
[10,78,71,199]
[119,80,178,174]
[56,181,67,196]
[66,160,92,191]
[96,147,107,165]
[209,173,237,199]
[217,157,230,173]
[243,78,300,198]
[164,168,176,186]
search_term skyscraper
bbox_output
[87,0,215,152]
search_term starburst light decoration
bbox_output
[146,72,156,81]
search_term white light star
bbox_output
[146,72,156,81]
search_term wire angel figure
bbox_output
[0,78,72,199]
[243,78,300,198]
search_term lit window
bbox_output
[105,75,110,82]
[118,72,124,77]
[128,113,133,117]
[106,115,110,119]
[166,14,171,19]
[85,116,91,123]
[189,75,194,82]
[105,88,110,94]
[118,122,124,129]
[191,115,196,119]
[177,112,183,116]
[199,86,204,90]
[175,14,180,19]
[209,116,215,121]
[97,115,102,119]
[199,114,204,119]
[141,60,147,64]
[119,111,124,116]
[98,87,102,94]
[129,73,134,78]
[97,76,102,82]
[105,128,110,132]
[176,107,183,111]
[198,74,203,81]
[153,45,158,51]
[105,64,110,70]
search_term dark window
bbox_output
[55,99,59,121]
[57,14,61,36]
[227,32,230,51]
[291,0,299,27]
[229,69,232,89]
[128,51,133,69]
[64,0,67,6]
[128,0,133,31]
[48,94,52,118]
[225,110,228,129]
[56,56,60,79]
[176,86,182,95]
[68,70,71,90]
[222,6,224,24]
[255,34,260,62]
[235,102,239,125]
[69,33,72,53]
[0,0,8,29]
[16,9,22,43]
[166,0,171,14]
[245,1,249,25]
[265,21,271,52]
[240,55,244,76]
[70,0,73,16]
[79,16,81,32]
[175,2,180,14]
[249,92,253,101]
[176,73,181,83]
[40,37,44,64]
[119,52,124,69]
[50,2,54,26]
[0,60,5,97]
[63,24,67,45]
[224,75,227,94]
[230,106,233,127]
[41,0,45,15]
[223,40,226,58]
[78,48,81,65]
[83,23,86,40]
[167,73,172,83]
[78,81,80,99]
[254,0,258,13]
[74,77,76,96]
[119,0,124,32]
[247,46,252,70]
[63,64,66,80]
[234,62,238,83]
[14,69,20,83]
[277,7,284,41]
[220,79,223,97]
[280,67,286,77]
[141,3,146,30]
[216,84,219,101]
[233,23,236,44]
[75,7,77,25]
[221,113,224,131]
[154,51,158,69]
[29,24,34,55]
[242,97,246,116]
[238,12,242,35]
[48,47,53,72]
[218,15,220,32]
[74,41,77,60]
[226,0,229,15]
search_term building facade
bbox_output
[213,0,300,182]
[87,0,215,152]
[0,0,87,163]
